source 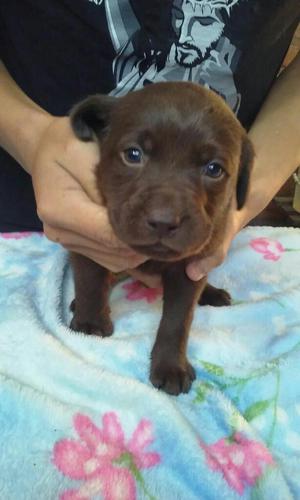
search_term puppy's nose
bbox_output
[146,209,181,238]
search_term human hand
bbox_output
[185,202,243,281]
[129,205,243,289]
[31,116,147,273]
[30,116,243,286]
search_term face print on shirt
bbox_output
[172,0,239,66]
[104,0,243,112]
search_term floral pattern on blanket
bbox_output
[194,358,284,447]
[200,433,274,495]
[1,232,43,239]
[53,412,160,500]
[1,228,300,499]
[193,342,300,496]
[123,280,162,303]
[250,237,299,261]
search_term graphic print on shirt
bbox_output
[104,0,243,113]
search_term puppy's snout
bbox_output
[146,208,182,238]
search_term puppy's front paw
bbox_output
[150,358,196,395]
[70,315,114,337]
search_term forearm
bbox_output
[0,60,53,173]
[239,51,300,229]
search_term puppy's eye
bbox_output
[122,147,143,166]
[203,162,224,178]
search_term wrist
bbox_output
[0,60,55,174]
[15,108,55,174]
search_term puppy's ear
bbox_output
[70,95,117,142]
[236,136,255,210]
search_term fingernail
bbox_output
[186,267,204,281]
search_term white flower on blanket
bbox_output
[52,411,160,500]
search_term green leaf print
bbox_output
[194,382,216,403]
[244,400,273,422]
[201,361,225,377]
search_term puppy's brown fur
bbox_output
[69,82,254,395]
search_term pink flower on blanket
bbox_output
[1,231,42,239]
[250,237,284,261]
[123,280,162,303]
[200,433,274,495]
[53,412,160,500]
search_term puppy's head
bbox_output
[71,82,254,261]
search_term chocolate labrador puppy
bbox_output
[69,82,254,395]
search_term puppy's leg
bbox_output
[150,266,206,395]
[199,283,231,307]
[70,252,113,337]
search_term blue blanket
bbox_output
[0,227,300,500]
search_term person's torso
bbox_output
[0,0,299,230]
[1,0,299,124]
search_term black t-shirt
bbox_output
[0,0,299,231]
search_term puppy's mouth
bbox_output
[132,242,181,260]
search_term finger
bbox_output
[128,269,162,288]
[36,171,128,249]
[39,117,102,205]
[186,255,223,281]
[44,224,137,256]
[185,265,206,281]
[59,153,102,205]
[60,130,102,204]
[66,245,147,273]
